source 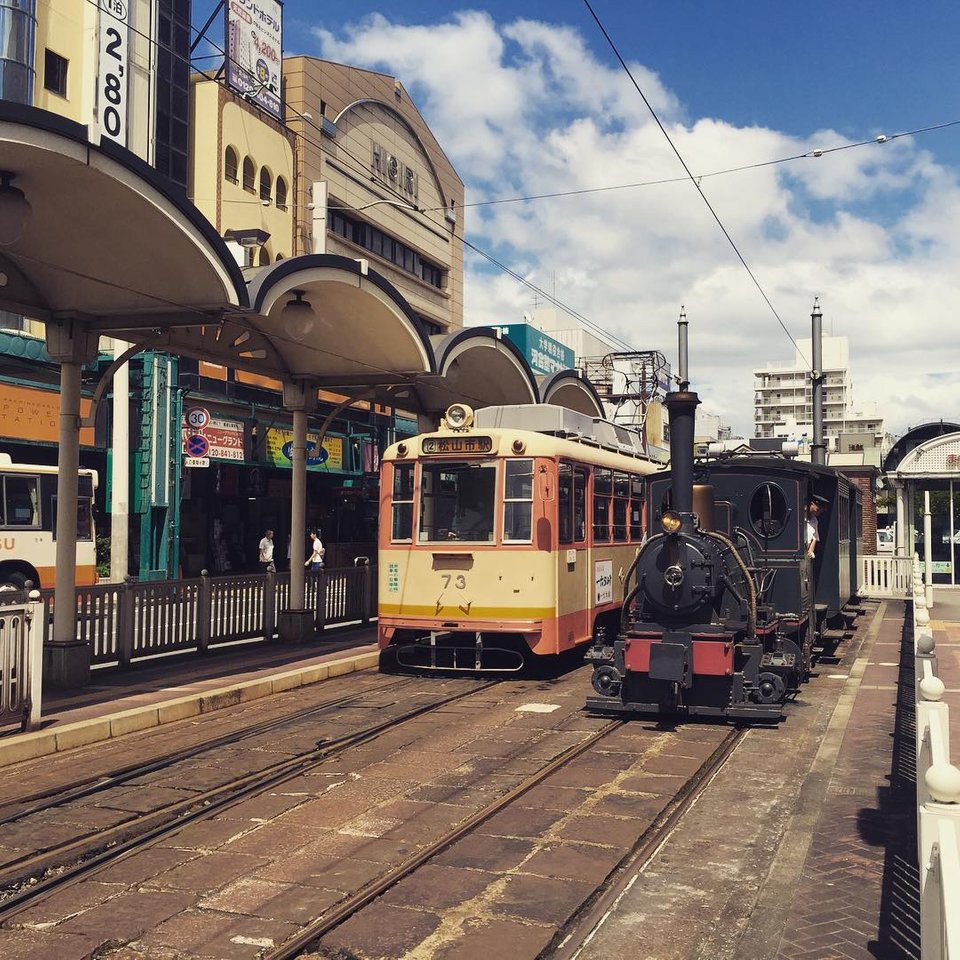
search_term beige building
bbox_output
[189,77,296,267]
[284,58,465,335]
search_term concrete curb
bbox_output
[0,649,380,770]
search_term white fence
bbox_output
[912,557,960,960]
[861,555,913,599]
[0,592,42,732]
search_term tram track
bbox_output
[0,676,418,823]
[0,678,500,919]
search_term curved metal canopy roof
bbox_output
[538,369,606,418]
[0,104,245,322]
[894,432,960,479]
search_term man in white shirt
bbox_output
[806,499,822,560]
[259,529,275,570]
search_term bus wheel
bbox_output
[0,572,27,592]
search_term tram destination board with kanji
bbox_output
[421,436,494,455]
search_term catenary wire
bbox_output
[582,0,811,366]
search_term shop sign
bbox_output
[490,324,575,376]
[96,0,129,147]
[594,559,614,605]
[265,428,344,472]
[180,415,245,461]
[0,383,95,446]
[919,561,953,575]
[225,0,282,120]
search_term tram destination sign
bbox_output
[422,436,494,456]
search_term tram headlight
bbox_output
[444,403,474,429]
[660,510,682,534]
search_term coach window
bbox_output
[749,482,788,539]
[391,463,415,541]
[594,468,612,542]
[613,472,630,541]
[574,467,588,541]
[1,476,40,527]
[630,475,645,540]
[558,463,573,542]
[504,459,534,542]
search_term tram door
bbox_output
[557,463,591,650]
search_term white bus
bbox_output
[0,453,98,590]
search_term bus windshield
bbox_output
[418,461,496,542]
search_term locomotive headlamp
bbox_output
[660,510,682,534]
[444,403,474,430]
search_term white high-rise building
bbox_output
[753,337,884,448]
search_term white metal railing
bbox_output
[0,591,42,732]
[912,556,960,960]
[861,555,913,598]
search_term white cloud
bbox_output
[312,12,960,436]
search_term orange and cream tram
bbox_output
[378,404,660,671]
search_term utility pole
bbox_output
[810,298,826,467]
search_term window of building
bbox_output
[44,49,68,97]
[503,459,533,542]
[224,146,238,184]
[327,206,446,289]
[242,156,256,193]
[391,463,415,541]
[259,168,272,203]
[275,177,288,211]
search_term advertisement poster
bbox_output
[180,415,245,461]
[0,384,94,446]
[594,559,614,605]
[265,428,344,472]
[225,0,283,120]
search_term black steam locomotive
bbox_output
[586,390,862,721]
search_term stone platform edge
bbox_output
[0,650,380,769]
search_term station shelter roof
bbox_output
[0,104,601,416]
[892,432,960,481]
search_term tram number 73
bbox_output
[441,574,467,590]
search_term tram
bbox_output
[378,403,660,671]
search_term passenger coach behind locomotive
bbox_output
[587,376,861,720]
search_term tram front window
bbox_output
[419,461,496,542]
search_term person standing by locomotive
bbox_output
[806,497,824,560]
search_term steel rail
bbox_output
[264,718,627,960]
[546,725,747,960]
[0,677,417,824]
[0,679,500,918]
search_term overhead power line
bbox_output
[583,0,810,366]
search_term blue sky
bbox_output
[196,2,960,434]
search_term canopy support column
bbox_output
[278,380,317,644]
[44,320,98,687]
[895,483,908,557]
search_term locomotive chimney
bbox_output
[666,312,699,515]
[810,297,827,466]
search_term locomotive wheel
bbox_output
[754,672,787,705]
[591,665,622,698]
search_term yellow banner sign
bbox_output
[265,428,344,472]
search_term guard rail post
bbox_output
[358,557,372,627]
[117,576,136,668]
[25,589,43,731]
[263,566,277,641]
[197,569,212,654]
[315,569,327,634]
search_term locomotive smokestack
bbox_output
[810,298,826,466]
[665,390,700,515]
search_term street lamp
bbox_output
[0,171,32,246]
[281,290,315,341]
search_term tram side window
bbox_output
[630,475,644,540]
[1,476,40,527]
[558,463,573,543]
[613,472,630,542]
[594,469,612,542]
[504,459,534,542]
[391,464,415,542]
[574,467,587,541]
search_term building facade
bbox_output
[753,336,884,449]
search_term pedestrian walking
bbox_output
[259,529,275,571]
[306,530,325,572]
